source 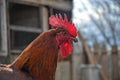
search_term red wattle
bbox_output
[60,42,72,58]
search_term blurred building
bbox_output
[0,0,73,63]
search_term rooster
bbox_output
[0,14,77,80]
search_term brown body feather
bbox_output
[9,29,59,80]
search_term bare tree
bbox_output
[75,0,120,46]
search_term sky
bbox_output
[73,0,120,46]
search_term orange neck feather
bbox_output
[9,29,59,80]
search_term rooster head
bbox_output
[49,14,77,58]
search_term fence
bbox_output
[55,45,120,80]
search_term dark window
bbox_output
[8,2,42,54]
[9,3,41,28]
[10,30,39,50]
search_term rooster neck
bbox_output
[28,33,58,80]
[10,29,59,80]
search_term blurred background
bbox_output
[0,0,120,80]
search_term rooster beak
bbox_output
[72,37,78,42]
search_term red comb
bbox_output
[49,14,77,37]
